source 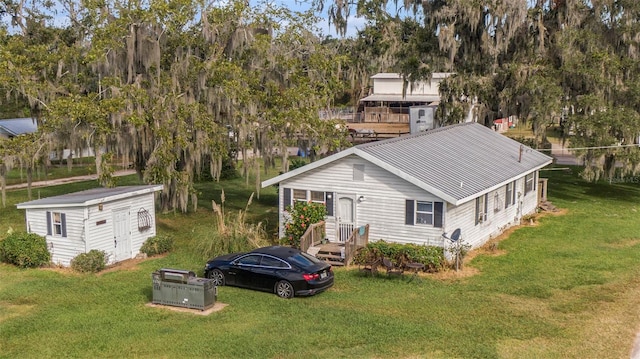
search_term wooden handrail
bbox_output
[343,224,369,266]
[299,221,325,253]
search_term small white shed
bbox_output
[16,185,163,267]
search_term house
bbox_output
[348,72,455,140]
[0,118,38,139]
[262,123,553,250]
[16,185,163,267]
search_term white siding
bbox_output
[23,192,158,267]
[280,155,446,246]
[373,77,442,96]
[278,155,543,249]
[25,207,86,267]
[85,193,157,264]
[444,172,541,249]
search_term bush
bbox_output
[0,232,50,268]
[140,235,174,256]
[354,240,445,272]
[71,250,107,273]
[282,201,326,248]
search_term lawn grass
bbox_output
[1,165,640,358]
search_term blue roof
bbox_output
[0,118,38,137]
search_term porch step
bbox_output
[316,253,343,261]
[323,260,345,267]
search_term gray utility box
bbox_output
[152,268,217,311]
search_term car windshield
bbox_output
[287,252,322,268]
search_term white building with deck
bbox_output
[263,123,552,250]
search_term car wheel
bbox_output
[208,269,225,286]
[275,280,294,299]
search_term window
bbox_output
[405,200,443,228]
[261,256,289,268]
[415,201,433,225]
[310,191,325,203]
[505,181,516,209]
[475,194,488,225]
[46,211,67,237]
[293,189,307,202]
[353,164,365,181]
[284,188,333,216]
[237,255,262,266]
[524,173,535,194]
[418,109,425,117]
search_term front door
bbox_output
[113,209,131,262]
[336,195,356,242]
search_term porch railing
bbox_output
[299,221,325,253]
[343,224,369,266]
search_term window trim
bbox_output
[406,200,443,228]
[415,200,434,226]
[47,211,67,238]
[475,194,488,225]
[524,173,535,195]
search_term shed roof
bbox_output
[262,123,553,206]
[0,118,38,137]
[16,185,163,209]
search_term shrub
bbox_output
[71,250,107,273]
[0,232,50,268]
[140,235,174,256]
[282,201,326,248]
[353,240,445,272]
[195,190,270,260]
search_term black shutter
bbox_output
[475,198,479,225]
[283,188,291,211]
[434,202,443,228]
[61,213,67,238]
[405,200,414,225]
[325,192,334,216]
[512,181,516,205]
[46,211,52,235]
[533,172,537,190]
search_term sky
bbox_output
[1,0,366,38]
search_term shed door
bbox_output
[113,209,131,262]
[336,195,356,242]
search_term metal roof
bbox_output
[262,123,553,206]
[0,118,38,136]
[359,94,441,103]
[16,185,163,209]
[371,72,454,79]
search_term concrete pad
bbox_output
[145,301,228,315]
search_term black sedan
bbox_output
[204,246,334,299]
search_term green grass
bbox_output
[2,166,640,358]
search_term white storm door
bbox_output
[113,209,131,261]
[336,195,356,242]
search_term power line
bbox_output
[534,143,640,152]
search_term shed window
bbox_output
[46,211,67,238]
